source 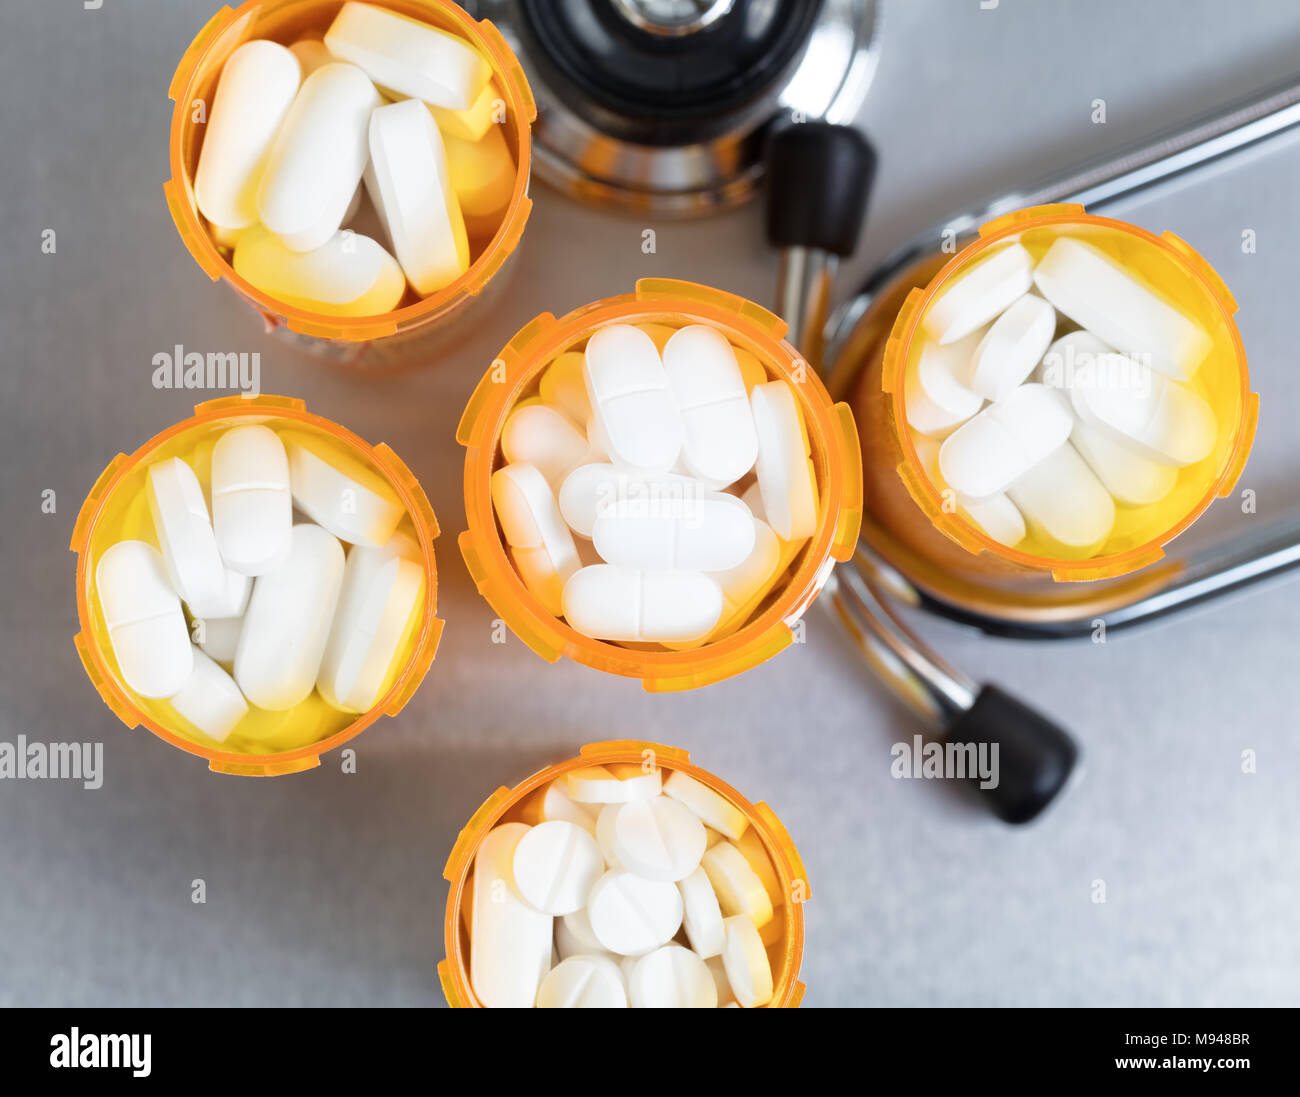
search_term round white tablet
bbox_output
[586,870,683,957]
[628,944,717,1009]
[678,865,725,958]
[702,842,774,929]
[511,820,605,915]
[613,796,707,883]
[535,955,628,1009]
[721,915,774,1008]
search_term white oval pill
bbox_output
[586,869,684,957]
[663,770,749,841]
[1071,422,1177,506]
[195,40,301,232]
[324,1,492,111]
[491,463,580,616]
[96,541,193,699]
[233,225,405,317]
[257,62,381,253]
[511,820,606,915]
[969,292,1057,402]
[470,823,553,1008]
[566,764,663,804]
[938,383,1073,500]
[663,324,759,487]
[536,955,628,1008]
[365,98,469,296]
[904,327,987,437]
[584,324,684,474]
[612,796,707,883]
[592,489,754,572]
[628,944,717,1008]
[721,914,774,1007]
[702,842,774,928]
[562,566,723,643]
[211,425,293,576]
[169,647,249,743]
[234,524,345,710]
[146,457,229,614]
[1069,357,1216,467]
[502,404,591,490]
[282,431,404,547]
[924,241,1035,345]
[558,464,695,540]
[1032,236,1211,381]
[1006,442,1115,552]
[751,381,818,541]
[913,435,1025,548]
[678,865,725,958]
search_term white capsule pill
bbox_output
[536,955,628,1009]
[558,463,695,540]
[923,242,1035,345]
[169,647,249,743]
[146,457,229,615]
[234,225,405,317]
[562,566,723,643]
[678,865,725,959]
[257,62,380,253]
[567,763,663,804]
[365,98,469,296]
[721,915,774,1007]
[702,842,774,928]
[282,431,404,547]
[96,541,193,699]
[663,770,749,842]
[1069,357,1217,467]
[470,823,553,1008]
[969,292,1058,402]
[612,796,707,883]
[1071,422,1177,506]
[1006,442,1115,551]
[913,436,1025,548]
[520,778,599,838]
[708,517,782,632]
[317,538,424,713]
[628,944,717,1009]
[502,404,591,490]
[556,907,613,961]
[234,524,345,710]
[491,463,580,616]
[904,326,987,437]
[592,489,754,572]
[193,612,244,665]
[511,820,605,915]
[288,37,333,78]
[663,324,760,487]
[1032,236,1212,381]
[195,40,301,233]
[586,869,684,957]
[538,352,591,428]
[751,381,818,541]
[324,1,492,110]
[210,425,293,576]
[938,383,1073,500]
[584,324,684,474]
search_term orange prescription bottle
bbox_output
[439,740,809,1008]
[165,0,536,368]
[457,278,864,691]
[70,395,443,777]
[876,204,1257,583]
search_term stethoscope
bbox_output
[475,0,1300,823]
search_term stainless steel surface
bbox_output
[483,0,880,214]
[611,0,736,36]
[775,245,836,371]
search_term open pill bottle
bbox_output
[457,278,863,692]
[70,395,443,776]
[439,740,809,1008]
[165,0,535,368]
[876,204,1257,582]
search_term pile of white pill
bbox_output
[195,2,514,316]
[905,235,1219,556]
[470,763,784,1007]
[95,423,424,746]
[491,321,819,645]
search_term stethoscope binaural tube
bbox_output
[765,121,1080,824]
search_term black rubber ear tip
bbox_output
[764,121,877,256]
[943,685,1080,824]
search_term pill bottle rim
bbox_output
[438,740,808,1008]
[457,278,864,691]
[882,205,1258,582]
[69,395,443,778]
[165,0,537,344]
